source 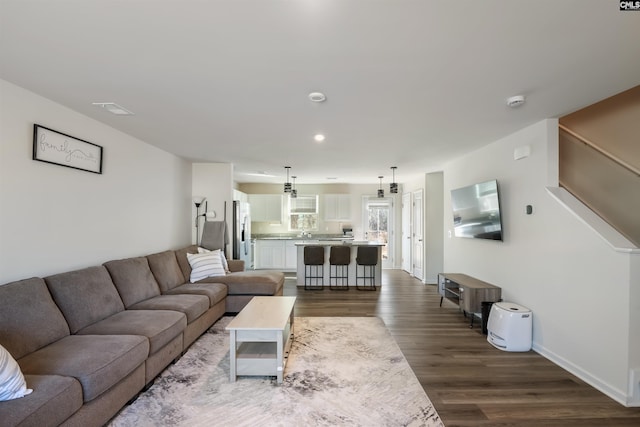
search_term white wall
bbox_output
[425,172,444,284]
[192,163,234,254]
[629,257,640,404]
[403,172,444,284]
[443,118,637,405]
[0,80,192,283]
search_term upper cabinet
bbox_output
[233,189,248,203]
[324,194,351,221]
[248,194,283,222]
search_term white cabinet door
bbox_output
[255,240,285,269]
[248,195,283,222]
[324,194,351,221]
[284,240,301,270]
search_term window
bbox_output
[288,195,318,231]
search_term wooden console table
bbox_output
[438,273,502,328]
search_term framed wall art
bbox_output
[33,124,103,174]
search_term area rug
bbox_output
[108,317,443,427]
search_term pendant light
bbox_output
[283,166,292,193]
[378,176,384,198]
[291,176,298,198]
[390,166,398,194]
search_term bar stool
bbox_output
[355,246,378,291]
[329,245,350,290]
[303,246,325,290]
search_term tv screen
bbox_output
[450,179,503,241]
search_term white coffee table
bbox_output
[226,296,296,384]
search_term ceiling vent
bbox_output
[92,102,134,115]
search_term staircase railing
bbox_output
[559,125,640,247]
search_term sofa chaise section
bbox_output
[147,250,228,312]
[103,256,218,350]
[0,278,148,427]
[44,266,187,384]
[174,245,285,313]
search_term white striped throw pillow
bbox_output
[187,250,226,283]
[197,246,230,272]
[0,344,32,401]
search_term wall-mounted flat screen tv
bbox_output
[450,179,503,241]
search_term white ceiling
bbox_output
[1,0,639,185]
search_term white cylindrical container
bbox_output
[487,302,532,352]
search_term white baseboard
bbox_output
[532,341,632,406]
[628,368,640,406]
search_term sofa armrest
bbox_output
[227,259,245,272]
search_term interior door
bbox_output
[363,196,393,269]
[412,189,424,280]
[401,192,412,273]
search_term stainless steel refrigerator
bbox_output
[232,200,252,269]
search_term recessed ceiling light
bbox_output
[309,92,326,103]
[314,134,326,142]
[92,102,134,115]
[326,177,338,180]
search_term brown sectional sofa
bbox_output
[0,245,284,427]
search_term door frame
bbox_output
[412,189,424,281]
[362,195,394,269]
[401,192,412,273]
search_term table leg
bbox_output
[276,331,284,384]
[229,330,237,382]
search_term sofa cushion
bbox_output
[0,344,32,401]
[187,250,226,283]
[201,270,285,295]
[77,310,186,354]
[175,245,200,281]
[0,375,82,427]
[0,278,70,360]
[163,282,228,308]
[18,334,148,402]
[44,266,125,334]
[147,250,186,292]
[128,295,209,324]
[226,259,245,273]
[103,257,161,308]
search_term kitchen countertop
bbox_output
[294,241,385,246]
[254,236,354,241]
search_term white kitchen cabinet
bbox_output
[324,194,351,221]
[254,240,285,269]
[255,239,299,270]
[248,194,283,222]
[284,240,301,270]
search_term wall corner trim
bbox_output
[546,187,639,253]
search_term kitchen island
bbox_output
[295,241,385,288]
[254,236,354,271]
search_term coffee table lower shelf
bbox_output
[234,334,293,379]
[226,296,296,384]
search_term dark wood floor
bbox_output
[283,269,640,426]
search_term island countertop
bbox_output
[294,241,385,246]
